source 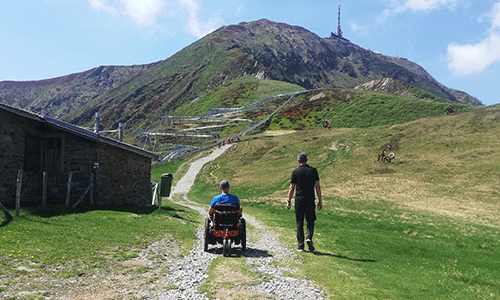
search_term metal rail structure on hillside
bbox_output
[156,89,318,163]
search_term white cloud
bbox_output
[87,0,221,36]
[447,1,500,75]
[348,21,369,37]
[381,0,461,19]
[398,0,460,12]
[87,0,166,26]
[88,0,117,13]
[447,34,500,75]
[180,0,222,38]
[120,0,166,26]
[237,5,246,15]
[491,1,500,30]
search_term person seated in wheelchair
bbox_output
[205,180,247,255]
[208,180,242,216]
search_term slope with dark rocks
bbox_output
[0,64,158,120]
[0,19,481,133]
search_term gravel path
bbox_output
[161,144,326,299]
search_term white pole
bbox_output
[94,112,100,134]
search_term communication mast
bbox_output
[336,0,343,38]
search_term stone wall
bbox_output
[0,108,153,207]
[0,110,38,204]
[97,143,152,206]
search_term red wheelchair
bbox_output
[204,204,246,256]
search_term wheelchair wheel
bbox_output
[204,217,210,252]
[223,238,231,257]
[240,218,247,252]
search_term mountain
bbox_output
[0,64,158,119]
[0,19,481,132]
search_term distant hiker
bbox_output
[209,180,242,215]
[287,152,323,252]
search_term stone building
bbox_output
[0,103,158,207]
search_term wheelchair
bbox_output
[204,204,246,256]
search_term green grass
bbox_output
[151,157,189,186]
[174,75,304,116]
[1,87,496,298]
[241,200,500,299]
[0,153,206,277]
[265,89,474,131]
[0,202,199,276]
[186,105,500,299]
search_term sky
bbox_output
[1,0,500,106]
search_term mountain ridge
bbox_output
[0,19,482,132]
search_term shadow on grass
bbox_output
[17,204,189,219]
[313,250,377,263]
[0,214,13,228]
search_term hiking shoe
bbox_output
[306,239,315,252]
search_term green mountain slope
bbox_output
[236,88,473,132]
[0,19,481,136]
[184,104,500,299]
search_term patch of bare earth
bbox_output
[264,130,296,136]
[209,264,269,300]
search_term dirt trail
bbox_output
[166,144,326,299]
[170,144,234,196]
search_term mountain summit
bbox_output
[0,19,481,130]
[216,19,477,104]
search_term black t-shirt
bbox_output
[291,164,319,202]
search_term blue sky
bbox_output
[1,0,500,106]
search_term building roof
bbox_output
[0,103,158,160]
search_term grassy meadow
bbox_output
[187,105,500,299]
[0,201,200,292]
[1,89,499,299]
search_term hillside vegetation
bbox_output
[259,88,473,131]
[186,104,500,299]
[0,19,481,138]
[146,81,475,163]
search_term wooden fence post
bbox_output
[65,172,73,207]
[15,170,23,216]
[90,173,94,205]
[42,171,47,209]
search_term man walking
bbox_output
[287,152,322,252]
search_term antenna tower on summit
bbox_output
[336,0,343,38]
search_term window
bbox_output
[24,135,41,171]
